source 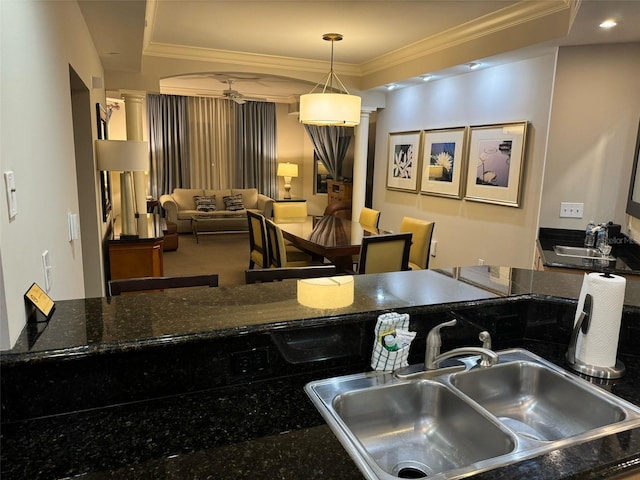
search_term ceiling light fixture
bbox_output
[468,62,481,70]
[599,19,617,29]
[299,33,361,126]
[386,84,397,91]
[421,75,433,82]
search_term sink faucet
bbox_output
[425,319,499,369]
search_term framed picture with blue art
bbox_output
[464,121,529,207]
[386,130,422,193]
[419,127,467,199]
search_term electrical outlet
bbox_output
[478,258,485,265]
[430,240,437,257]
[560,202,584,218]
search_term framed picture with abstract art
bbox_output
[419,127,467,198]
[464,121,528,207]
[386,131,421,192]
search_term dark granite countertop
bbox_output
[2,267,640,480]
[538,227,640,275]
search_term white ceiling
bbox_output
[79,0,640,103]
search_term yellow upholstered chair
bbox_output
[358,207,381,230]
[357,232,412,274]
[265,219,317,268]
[246,211,269,269]
[273,202,308,223]
[399,217,435,270]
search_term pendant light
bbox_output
[299,33,361,126]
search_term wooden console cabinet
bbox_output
[327,180,352,206]
[107,214,164,280]
[108,240,163,280]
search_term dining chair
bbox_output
[108,274,219,296]
[273,202,308,223]
[246,210,270,269]
[244,265,337,284]
[357,232,412,274]
[399,217,435,270]
[265,218,317,267]
[358,207,381,230]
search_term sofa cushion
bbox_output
[223,194,245,211]
[232,188,258,209]
[172,189,205,211]
[194,195,217,212]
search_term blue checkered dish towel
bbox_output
[370,312,417,371]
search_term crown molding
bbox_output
[361,0,575,76]
[144,42,361,78]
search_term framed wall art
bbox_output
[386,130,421,193]
[419,126,467,199]
[464,121,528,207]
[96,102,112,222]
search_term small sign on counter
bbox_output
[24,283,55,320]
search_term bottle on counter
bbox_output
[595,223,609,252]
[585,220,596,248]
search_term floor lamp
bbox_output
[96,139,149,237]
[277,162,299,199]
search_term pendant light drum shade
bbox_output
[299,33,361,127]
[299,93,361,126]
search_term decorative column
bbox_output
[351,110,372,223]
[121,92,147,219]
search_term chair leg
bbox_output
[249,260,255,269]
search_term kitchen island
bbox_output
[2,267,639,479]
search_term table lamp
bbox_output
[277,162,299,199]
[96,139,149,236]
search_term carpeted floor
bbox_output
[163,231,251,287]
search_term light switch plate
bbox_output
[4,171,17,219]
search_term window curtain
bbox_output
[147,94,189,198]
[187,96,236,189]
[236,101,277,198]
[304,125,352,180]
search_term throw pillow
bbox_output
[223,194,245,211]
[194,195,216,212]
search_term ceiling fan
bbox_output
[221,79,247,104]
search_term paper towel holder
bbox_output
[565,293,626,379]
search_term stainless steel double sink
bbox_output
[305,349,640,479]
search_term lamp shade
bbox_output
[299,93,361,126]
[96,139,149,171]
[277,162,299,178]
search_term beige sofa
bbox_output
[159,188,274,233]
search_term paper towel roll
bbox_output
[574,272,626,368]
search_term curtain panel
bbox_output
[147,94,190,198]
[236,102,278,199]
[304,125,352,180]
[187,97,236,189]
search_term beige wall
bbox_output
[540,43,640,232]
[374,53,557,269]
[0,0,105,348]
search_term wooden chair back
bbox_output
[358,207,381,229]
[245,265,337,284]
[108,274,219,296]
[399,217,435,269]
[273,202,308,223]
[246,210,269,269]
[357,232,412,274]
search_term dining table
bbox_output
[277,215,387,272]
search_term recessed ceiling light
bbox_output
[386,84,397,91]
[421,75,433,82]
[467,62,481,70]
[599,19,617,29]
